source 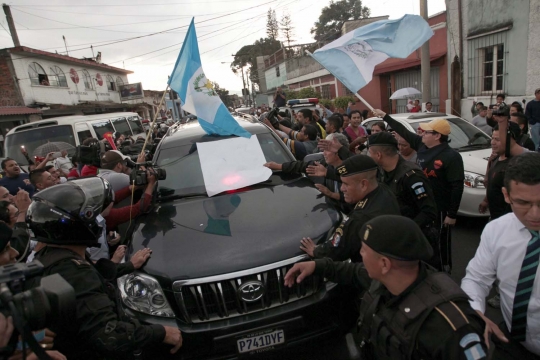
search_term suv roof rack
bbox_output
[406,112,448,120]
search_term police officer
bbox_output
[285,215,488,360]
[25,177,183,359]
[300,155,400,262]
[366,132,441,269]
[373,109,465,274]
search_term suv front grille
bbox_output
[172,256,323,323]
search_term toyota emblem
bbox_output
[238,281,265,302]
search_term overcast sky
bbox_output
[1,0,446,94]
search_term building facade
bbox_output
[446,0,540,120]
[0,46,134,135]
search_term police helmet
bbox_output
[26,177,114,247]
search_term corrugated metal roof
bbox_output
[0,107,42,116]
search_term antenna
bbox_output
[62,35,69,56]
[91,45,95,59]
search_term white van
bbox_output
[4,112,145,165]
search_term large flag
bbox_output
[311,14,434,94]
[168,19,251,138]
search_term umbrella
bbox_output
[389,87,422,100]
[33,142,75,157]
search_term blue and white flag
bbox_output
[311,14,434,93]
[168,19,251,138]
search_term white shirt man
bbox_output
[461,152,540,358]
[53,150,73,176]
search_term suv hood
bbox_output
[130,178,339,280]
[460,148,491,175]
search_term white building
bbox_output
[0,46,134,135]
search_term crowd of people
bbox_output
[262,92,540,359]
[0,88,539,359]
[0,131,183,359]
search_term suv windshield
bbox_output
[5,125,76,164]
[155,133,297,196]
[408,118,491,150]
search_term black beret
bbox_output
[0,222,12,252]
[360,215,433,261]
[336,155,378,177]
[367,132,398,149]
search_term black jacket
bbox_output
[33,247,166,360]
[313,185,400,262]
[383,114,465,218]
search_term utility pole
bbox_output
[420,0,431,107]
[2,4,20,47]
[240,67,247,105]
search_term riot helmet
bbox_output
[26,177,114,246]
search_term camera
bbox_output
[76,140,112,167]
[0,261,75,356]
[265,107,280,129]
[491,105,510,117]
[129,161,166,186]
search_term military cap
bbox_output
[360,215,433,261]
[336,155,378,177]
[367,132,398,149]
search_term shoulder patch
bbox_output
[460,333,481,348]
[464,343,486,360]
[411,182,426,196]
[71,259,90,266]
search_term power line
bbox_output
[13,0,262,6]
[21,0,279,55]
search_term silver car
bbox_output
[363,112,491,217]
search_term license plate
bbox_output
[236,329,285,355]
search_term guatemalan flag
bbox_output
[311,14,434,93]
[168,19,251,138]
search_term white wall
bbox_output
[10,53,129,106]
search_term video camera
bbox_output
[129,161,167,187]
[265,107,280,129]
[76,140,113,167]
[0,261,75,357]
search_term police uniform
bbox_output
[312,216,488,360]
[25,178,169,360]
[383,116,465,273]
[313,155,401,262]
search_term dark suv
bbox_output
[118,117,356,359]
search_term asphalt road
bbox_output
[279,215,503,360]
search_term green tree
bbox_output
[311,0,371,42]
[280,11,295,47]
[213,82,232,107]
[231,38,281,85]
[334,96,355,110]
[266,8,279,41]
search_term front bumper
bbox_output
[458,186,489,218]
[120,282,358,359]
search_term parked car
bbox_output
[279,98,322,120]
[363,112,492,217]
[118,116,356,359]
[4,112,145,165]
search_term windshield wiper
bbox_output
[159,192,208,201]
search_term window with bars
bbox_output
[116,76,124,91]
[48,66,68,87]
[28,62,50,86]
[82,70,94,90]
[106,75,116,91]
[467,30,508,96]
[481,44,504,93]
[342,83,353,96]
[321,84,331,99]
[275,66,280,77]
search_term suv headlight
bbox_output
[118,273,175,318]
[464,171,485,188]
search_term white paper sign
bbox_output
[197,136,272,197]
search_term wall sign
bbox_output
[70,68,79,84]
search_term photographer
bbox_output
[26,177,183,359]
[273,87,286,108]
[98,151,145,192]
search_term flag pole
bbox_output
[305,50,375,112]
[140,85,169,156]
